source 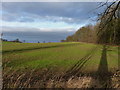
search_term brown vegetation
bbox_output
[3,68,120,88]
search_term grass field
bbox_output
[3,41,119,72]
[2,41,120,88]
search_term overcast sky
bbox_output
[1,2,105,32]
[1,2,106,42]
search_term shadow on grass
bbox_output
[94,45,112,88]
[3,43,81,54]
[62,45,112,88]
[97,45,108,76]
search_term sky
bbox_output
[1,2,105,42]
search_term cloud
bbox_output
[0,2,111,42]
[2,26,76,32]
[2,26,75,42]
[2,2,102,24]
[1,19,84,32]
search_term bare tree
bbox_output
[97,1,120,70]
[97,1,120,45]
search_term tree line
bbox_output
[61,24,98,43]
[62,1,120,46]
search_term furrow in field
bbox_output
[62,46,98,79]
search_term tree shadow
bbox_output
[56,45,113,88]
[97,45,108,76]
[95,45,112,88]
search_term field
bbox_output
[2,41,120,88]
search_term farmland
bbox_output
[2,41,120,88]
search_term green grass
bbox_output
[2,41,78,52]
[2,41,119,73]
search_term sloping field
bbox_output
[3,41,118,72]
[2,41,120,88]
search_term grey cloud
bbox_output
[2,26,76,32]
[2,26,75,42]
[2,2,104,24]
